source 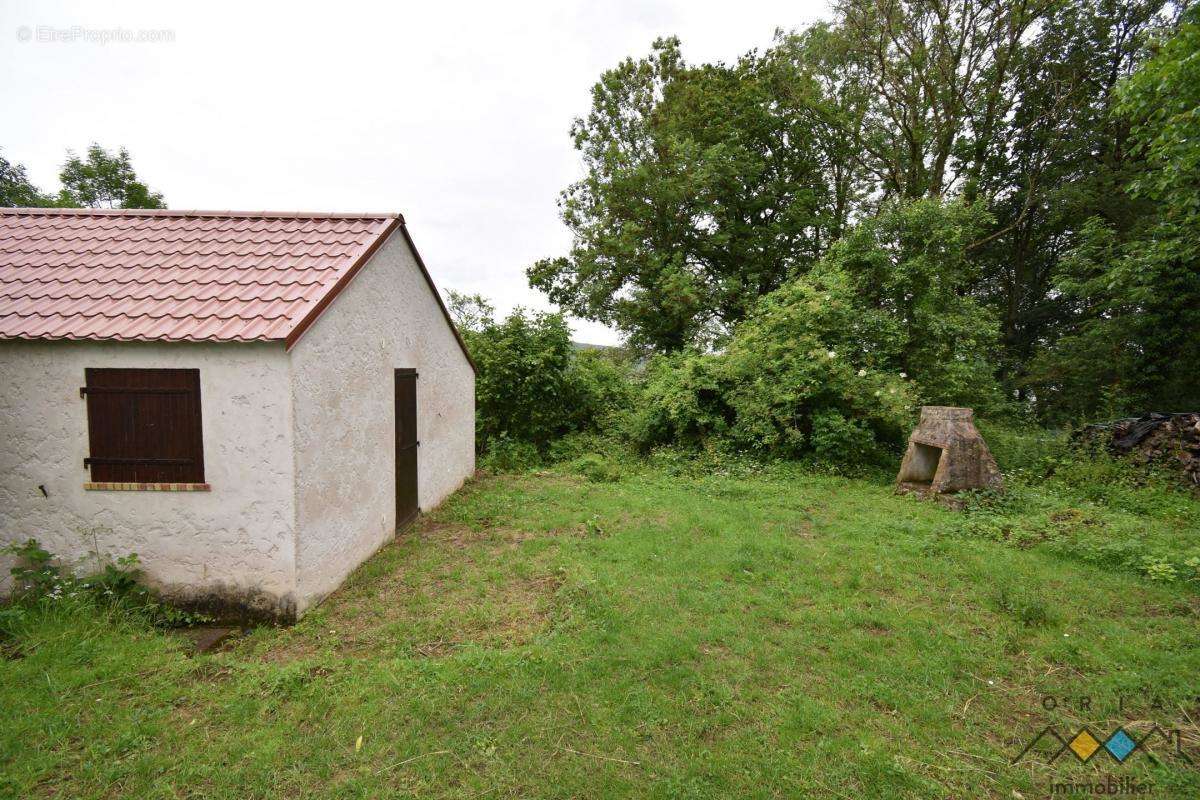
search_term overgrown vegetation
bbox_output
[629,200,1000,462]
[1,539,208,635]
[948,441,1200,585]
[456,200,1010,467]
[449,4,1199,471]
[528,0,1198,422]
[447,293,633,465]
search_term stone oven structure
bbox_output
[895,406,1002,497]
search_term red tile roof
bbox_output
[0,208,405,347]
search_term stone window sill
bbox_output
[84,482,211,492]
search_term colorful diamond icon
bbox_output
[1068,729,1102,762]
[1105,728,1137,762]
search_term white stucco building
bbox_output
[0,209,475,620]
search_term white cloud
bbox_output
[1,0,831,345]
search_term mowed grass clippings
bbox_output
[2,467,1198,799]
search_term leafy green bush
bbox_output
[631,265,913,464]
[629,351,731,449]
[570,454,623,483]
[808,410,879,466]
[568,350,634,432]
[720,265,914,460]
[826,198,1003,411]
[448,293,634,461]
[462,307,578,450]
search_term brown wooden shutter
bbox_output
[82,368,205,483]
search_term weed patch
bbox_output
[946,454,1200,585]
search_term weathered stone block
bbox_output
[896,406,1002,499]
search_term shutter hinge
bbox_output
[79,386,87,398]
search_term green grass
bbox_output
[2,463,1199,799]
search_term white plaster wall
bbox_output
[288,228,475,613]
[0,340,297,615]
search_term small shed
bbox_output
[0,208,476,621]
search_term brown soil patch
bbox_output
[698,642,734,658]
[418,521,557,549]
[791,521,817,539]
[860,623,892,637]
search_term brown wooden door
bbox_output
[394,369,419,530]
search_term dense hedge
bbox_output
[455,201,1017,468]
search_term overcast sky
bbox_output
[1,0,831,345]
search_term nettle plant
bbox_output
[6,537,144,601]
[3,538,208,627]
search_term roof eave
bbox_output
[397,224,478,375]
[0,208,405,220]
[281,220,477,375]
[282,217,402,350]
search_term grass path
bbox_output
[2,468,1198,798]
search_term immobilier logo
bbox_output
[1011,724,1188,766]
[1009,694,1196,797]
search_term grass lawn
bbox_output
[2,464,1198,798]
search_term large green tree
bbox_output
[971,0,1170,400]
[1,144,166,209]
[530,0,1052,353]
[58,144,165,209]
[832,198,1001,407]
[1027,5,1200,418]
[528,38,846,351]
[0,152,53,207]
[532,0,1191,424]
[831,0,1049,201]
